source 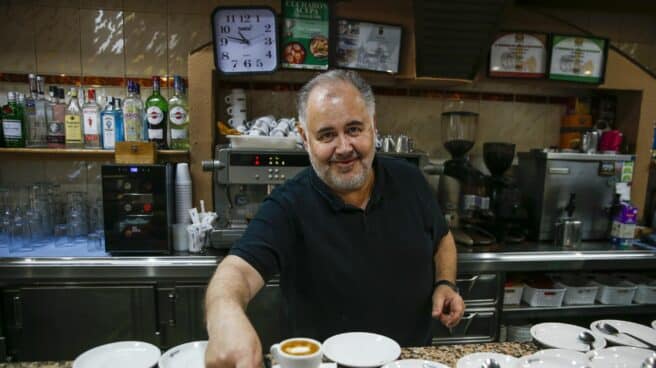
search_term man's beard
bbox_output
[308,142,374,192]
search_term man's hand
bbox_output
[431,285,465,328]
[205,302,262,368]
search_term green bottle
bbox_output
[167,76,189,150]
[145,76,168,149]
[1,91,26,147]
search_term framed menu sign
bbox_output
[335,19,402,74]
[488,32,547,78]
[281,0,329,70]
[548,34,608,84]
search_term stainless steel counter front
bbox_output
[0,242,654,282]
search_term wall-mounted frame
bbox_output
[281,0,330,71]
[334,18,402,74]
[547,34,608,84]
[488,31,548,79]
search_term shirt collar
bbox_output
[310,154,386,212]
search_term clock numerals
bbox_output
[243,59,252,68]
[256,59,264,68]
[225,15,235,23]
[266,50,272,59]
[219,38,228,46]
[232,60,238,69]
[240,15,250,23]
[221,52,229,60]
[264,24,272,32]
[265,37,273,45]
[220,25,230,33]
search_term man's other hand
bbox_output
[431,285,465,328]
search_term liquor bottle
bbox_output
[24,74,37,146]
[82,88,101,148]
[145,76,168,148]
[2,92,26,147]
[46,86,65,148]
[123,80,144,141]
[114,98,125,145]
[64,88,83,148]
[168,76,189,150]
[28,75,48,147]
[101,97,115,150]
[0,99,3,147]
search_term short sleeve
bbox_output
[228,196,295,282]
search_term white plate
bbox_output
[456,352,518,368]
[530,322,606,352]
[73,341,160,368]
[516,349,588,368]
[227,135,298,149]
[588,346,656,368]
[382,359,449,368]
[158,341,207,368]
[323,332,401,368]
[591,319,656,348]
[651,320,656,330]
[274,364,336,368]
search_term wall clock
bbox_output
[212,7,279,74]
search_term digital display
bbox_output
[230,153,311,167]
[130,167,138,173]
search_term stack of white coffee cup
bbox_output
[226,88,247,132]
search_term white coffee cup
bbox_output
[227,106,247,116]
[228,117,247,128]
[225,88,246,104]
[270,338,322,368]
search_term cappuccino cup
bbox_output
[270,338,322,368]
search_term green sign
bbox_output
[281,0,329,70]
[548,35,607,84]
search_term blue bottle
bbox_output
[101,97,125,150]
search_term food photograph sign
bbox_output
[335,19,402,74]
[489,32,547,78]
[548,35,608,84]
[281,0,329,70]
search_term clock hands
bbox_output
[237,30,251,45]
[225,35,248,45]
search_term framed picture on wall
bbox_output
[488,31,548,79]
[334,19,402,74]
[547,34,608,84]
[281,0,330,70]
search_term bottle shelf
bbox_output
[0,147,189,162]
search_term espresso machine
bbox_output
[481,142,527,243]
[202,145,428,249]
[437,111,495,246]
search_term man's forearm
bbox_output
[434,231,458,282]
[205,256,262,327]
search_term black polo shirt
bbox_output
[230,155,449,347]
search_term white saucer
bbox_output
[591,319,656,349]
[588,346,656,368]
[517,349,588,368]
[323,332,401,368]
[382,359,449,368]
[530,322,606,352]
[456,352,518,368]
[73,341,160,368]
[651,320,656,330]
[158,341,207,368]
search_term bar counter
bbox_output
[0,241,654,282]
[0,342,540,368]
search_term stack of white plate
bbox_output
[517,349,588,368]
[530,322,606,352]
[588,346,656,368]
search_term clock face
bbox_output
[212,7,279,74]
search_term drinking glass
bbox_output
[54,224,72,248]
[9,207,33,253]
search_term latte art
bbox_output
[281,340,320,356]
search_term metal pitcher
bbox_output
[382,135,396,152]
[395,134,410,153]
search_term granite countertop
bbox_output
[0,342,540,368]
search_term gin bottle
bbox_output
[2,92,26,147]
[101,97,123,150]
[145,76,168,148]
[168,76,189,150]
[65,88,83,148]
[27,75,49,147]
[123,80,144,142]
[83,88,101,148]
[24,74,37,146]
[47,86,65,148]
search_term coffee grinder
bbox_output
[437,111,495,246]
[482,142,527,243]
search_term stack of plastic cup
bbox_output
[175,163,193,225]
